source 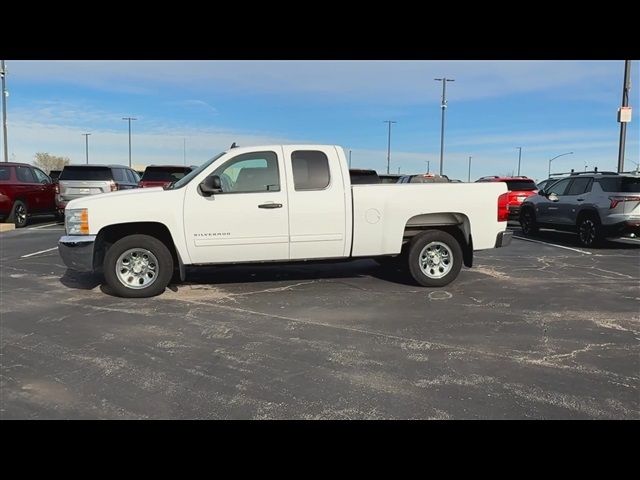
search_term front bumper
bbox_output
[495,230,513,248]
[58,235,96,272]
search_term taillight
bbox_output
[109,181,118,191]
[609,196,640,209]
[498,192,509,222]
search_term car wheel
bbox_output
[407,230,463,287]
[520,207,538,235]
[577,214,602,248]
[103,234,174,298]
[8,201,28,228]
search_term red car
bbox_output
[138,165,194,188]
[0,162,58,227]
[475,176,538,220]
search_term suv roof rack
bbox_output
[551,167,619,176]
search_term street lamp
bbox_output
[434,77,455,175]
[468,156,472,182]
[516,147,522,176]
[383,120,396,174]
[82,133,91,164]
[122,117,137,168]
[548,151,574,178]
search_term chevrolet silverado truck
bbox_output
[58,145,512,298]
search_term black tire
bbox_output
[7,200,28,228]
[407,230,463,287]
[519,207,538,235]
[103,234,174,298]
[577,213,602,248]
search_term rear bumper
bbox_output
[58,235,96,272]
[603,219,640,237]
[495,230,513,248]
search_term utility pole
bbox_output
[517,147,522,176]
[348,149,352,168]
[426,160,430,173]
[183,138,186,166]
[434,77,455,175]
[383,120,396,174]
[617,60,632,173]
[468,156,472,182]
[122,117,137,168]
[397,166,400,174]
[1,60,8,163]
[82,133,91,164]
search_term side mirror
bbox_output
[199,175,222,196]
[548,192,559,202]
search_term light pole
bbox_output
[349,149,352,168]
[548,151,574,178]
[426,160,430,173]
[468,156,472,182]
[617,60,632,173]
[517,147,522,176]
[383,120,396,174]
[435,77,455,175]
[122,117,137,168]
[82,133,91,164]
[183,138,186,166]
[1,60,8,163]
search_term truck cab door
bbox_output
[282,146,348,259]
[182,148,290,264]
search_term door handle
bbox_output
[576,198,584,202]
[258,203,283,209]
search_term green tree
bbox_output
[33,152,70,174]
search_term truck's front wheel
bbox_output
[103,234,174,298]
[407,230,463,287]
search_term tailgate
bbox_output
[60,180,111,200]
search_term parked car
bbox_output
[379,174,403,184]
[349,169,381,184]
[56,165,140,215]
[58,144,512,298]
[475,176,537,220]
[0,162,58,227]
[520,170,640,247]
[48,170,62,183]
[398,173,450,183]
[138,165,194,188]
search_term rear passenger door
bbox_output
[31,167,56,212]
[283,146,348,259]
[562,177,593,225]
[15,165,41,212]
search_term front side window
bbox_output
[16,166,36,183]
[32,168,51,184]
[546,178,571,196]
[566,177,592,195]
[291,150,330,190]
[212,151,279,193]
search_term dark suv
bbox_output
[0,162,58,227]
[56,165,140,214]
[520,170,640,247]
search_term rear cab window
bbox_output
[292,151,331,190]
[60,166,113,181]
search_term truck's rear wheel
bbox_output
[103,234,174,298]
[407,230,463,287]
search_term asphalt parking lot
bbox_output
[1,218,639,419]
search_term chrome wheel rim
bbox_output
[116,248,159,289]
[419,241,453,279]
[16,204,26,225]
[579,219,596,245]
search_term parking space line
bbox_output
[20,247,58,258]
[513,236,592,255]
[29,222,61,230]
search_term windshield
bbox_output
[142,166,192,182]
[169,152,226,189]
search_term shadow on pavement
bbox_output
[510,226,640,250]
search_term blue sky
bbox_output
[2,60,638,182]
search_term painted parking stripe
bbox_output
[513,236,592,255]
[20,247,59,258]
[29,222,61,230]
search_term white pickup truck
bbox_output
[59,145,512,297]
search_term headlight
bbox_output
[65,208,89,235]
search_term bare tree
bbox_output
[33,152,70,173]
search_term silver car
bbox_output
[519,171,640,247]
[56,165,140,215]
